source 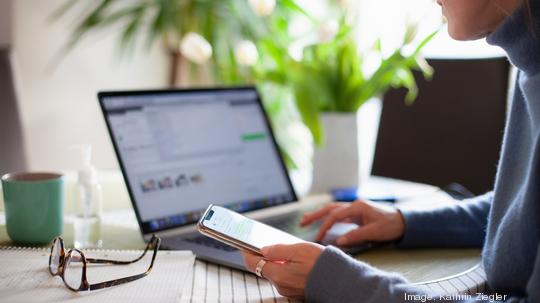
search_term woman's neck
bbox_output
[487,1,540,75]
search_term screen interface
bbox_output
[101,89,295,232]
[202,205,303,250]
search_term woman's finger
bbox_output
[315,205,362,242]
[275,286,302,299]
[241,250,263,272]
[262,260,308,299]
[335,224,377,246]
[300,203,342,226]
[256,257,283,281]
[261,243,299,261]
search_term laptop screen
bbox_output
[99,88,297,234]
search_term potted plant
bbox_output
[53,0,436,194]
[51,0,312,178]
[256,17,437,192]
[51,0,307,86]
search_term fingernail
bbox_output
[336,237,346,245]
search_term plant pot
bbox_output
[310,98,382,194]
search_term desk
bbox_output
[0,172,481,284]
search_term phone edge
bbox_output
[197,205,263,255]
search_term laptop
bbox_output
[98,87,343,270]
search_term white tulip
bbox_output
[248,0,276,17]
[180,32,213,64]
[234,40,259,66]
[318,20,339,43]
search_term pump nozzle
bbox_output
[70,144,96,184]
[71,144,92,165]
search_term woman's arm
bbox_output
[305,246,425,303]
[398,192,493,248]
[305,242,540,303]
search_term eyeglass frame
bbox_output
[48,234,161,291]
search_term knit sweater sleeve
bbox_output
[304,244,540,303]
[397,192,492,248]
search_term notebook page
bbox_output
[0,248,195,303]
[414,263,488,295]
[181,261,488,302]
[180,260,299,303]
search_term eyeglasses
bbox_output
[48,234,161,291]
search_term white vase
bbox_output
[310,98,382,194]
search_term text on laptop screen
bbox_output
[101,89,295,232]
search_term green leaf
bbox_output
[280,147,298,169]
[279,0,313,21]
[48,0,78,21]
[293,80,324,146]
[119,8,144,51]
[412,28,439,57]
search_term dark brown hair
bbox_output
[496,0,537,35]
[524,0,537,36]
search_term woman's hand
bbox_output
[242,242,324,299]
[300,200,406,246]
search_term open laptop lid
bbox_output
[98,87,297,235]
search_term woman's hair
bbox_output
[523,0,538,35]
[497,0,537,34]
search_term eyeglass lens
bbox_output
[49,238,62,275]
[64,250,84,290]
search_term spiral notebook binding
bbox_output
[0,245,146,253]
[0,245,48,251]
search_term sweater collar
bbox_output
[486,1,540,75]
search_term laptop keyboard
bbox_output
[185,236,238,252]
[264,210,320,240]
[183,209,319,252]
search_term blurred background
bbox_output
[1,0,508,194]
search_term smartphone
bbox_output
[197,204,304,254]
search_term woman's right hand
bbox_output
[299,200,406,246]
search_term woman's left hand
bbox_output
[241,242,324,299]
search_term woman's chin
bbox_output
[447,26,488,41]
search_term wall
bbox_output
[356,0,505,59]
[13,0,169,171]
[9,0,505,172]
[0,0,12,47]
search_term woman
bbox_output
[242,0,540,302]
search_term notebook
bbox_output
[179,260,487,302]
[0,246,195,302]
[414,263,488,295]
[180,260,298,303]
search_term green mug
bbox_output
[1,172,64,245]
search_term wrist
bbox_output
[392,209,406,241]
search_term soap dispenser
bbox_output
[72,145,103,248]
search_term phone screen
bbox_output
[201,205,303,251]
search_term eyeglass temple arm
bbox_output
[85,236,159,265]
[88,271,149,291]
[87,237,161,291]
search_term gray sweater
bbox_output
[305,3,540,303]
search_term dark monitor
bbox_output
[372,57,510,195]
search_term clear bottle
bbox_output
[72,145,103,249]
